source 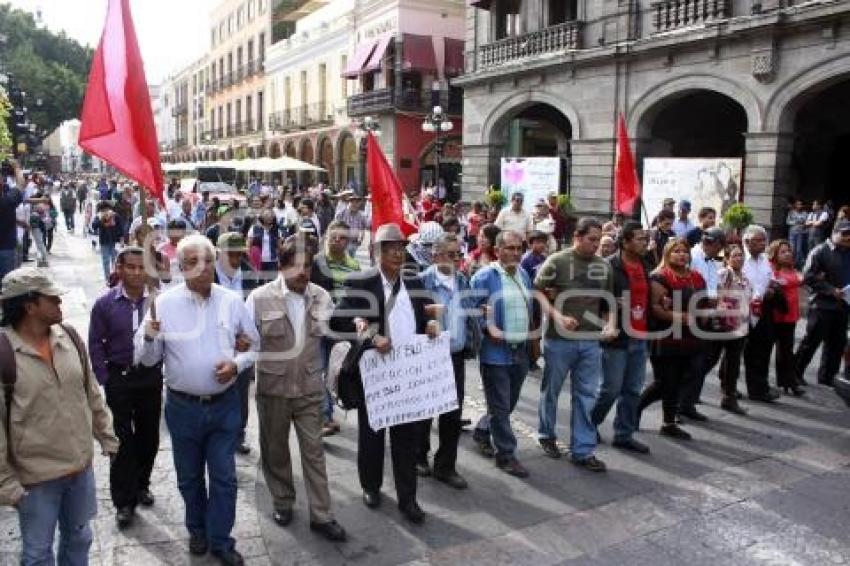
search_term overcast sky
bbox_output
[5,0,213,84]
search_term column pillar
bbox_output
[569,138,616,216]
[461,143,502,203]
[743,132,794,232]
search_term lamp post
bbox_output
[355,116,381,196]
[421,105,454,196]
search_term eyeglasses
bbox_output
[381,242,407,253]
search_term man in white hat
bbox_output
[0,267,118,564]
[329,223,440,524]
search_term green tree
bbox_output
[0,3,93,137]
[0,88,12,159]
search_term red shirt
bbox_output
[772,268,801,323]
[468,213,483,237]
[623,259,649,333]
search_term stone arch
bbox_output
[765,53,850,132]
[480,89,582,146]
[269,142,282,159]
[284,140,297,158]
[316,134,334,184]
[299,137,315,163]
[629,74,762,136]
[336,130,358,186]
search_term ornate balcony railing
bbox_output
[478,21,581,70]
[304,102,335,127]
[651,0,730,33]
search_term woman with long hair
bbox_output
[768,239,804,395]
[638,238,707,440]
[715,244,753,414]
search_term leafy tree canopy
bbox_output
[0,3,93,137]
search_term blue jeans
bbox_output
[591,339,648,442]
[790,231,807,269]
[100,242,117,280]
[0,248,16,282]
[480,349,529,462]
[17,465,97,566]
[538,338,602,461]
[165,387,240,554]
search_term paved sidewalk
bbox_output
[3,220,850,565]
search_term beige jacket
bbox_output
[0,325,119,506]
[248,280,332,398]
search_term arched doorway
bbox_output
[635,90,748,218]
[269,142,282,159]
[283,141,297,186]
[785,79,850,208]
[300,138,315,187]
[421,136,463,202]
[317,137,334,185]
[337,132,358,188]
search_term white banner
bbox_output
[501,157,561,206]
[359,332,457,432]
[642,158,743,224]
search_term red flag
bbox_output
[79,0,164,201]
[614,113,641,215]
[366,133,418,236]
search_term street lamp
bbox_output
[354,116,381,196]
[421,105,454,194]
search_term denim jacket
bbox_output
[470,263,534,365]
[419,266,472,353]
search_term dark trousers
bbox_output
[104,372,163,510]
[357,404,420,506]
[62,209,75,231]
[795,308,849,385]
[236,366,252,442]
[640,353,700,425]
[744,317,774,396]
[44,228,54,252]
[417,352,466,474]
[772,322,798,388]
[718,337,747,397]
[681,342,720,409]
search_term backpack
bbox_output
[0,324,90,461]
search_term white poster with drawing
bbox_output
[642,158,743,223]
[501,157,561,205]
[359,332,457,432]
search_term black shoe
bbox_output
[679,407,708,422]
[735,390,744,400]
[137,488,154,507]
[363,490,381,508]
[572,455,607,472]
[596,430,604,444]
[433,470,469,490]
[310,520,347,542]
[273,508,293,527]
[399,501,425,524]
[472,432,495,458]
[612,438,650,454]
[189,535,208,556]
[749,389,781,403]
[783,385,805,397]
[660,424,692,440]
[237,441,251,455]
[497,458,530,478]
[116,506,135,529]
[415,460,432,477]
[818,378,835,387]
[211,548,244,566]
[720,397,748,416]
[538,437,562,459]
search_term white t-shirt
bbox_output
[495,208,533,238]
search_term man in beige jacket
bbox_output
[245,235,346,542]
[0,267,118,565]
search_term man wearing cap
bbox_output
[329,223,439,524]
[495,192,533,241]
[89,247,163,529]
[335,195,369,257]
[215,232,263,455]
[245,235,347,541]
[0,267,118,564]
[672,200,695,238]
[795,221,850,386]
[681,227,727,419]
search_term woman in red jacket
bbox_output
[768,239,804,395]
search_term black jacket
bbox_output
[803,240,850,312]
[605,252,654,349]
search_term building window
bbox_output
[259,0,266,14]
[496,0,521,40]
[246,95,253,128]
[237,6,245,28]
[248,0,255,20]
[257,91,263,130]
[248,40,254,64]
[548,0,577,26]
[340,55,348,99]
[259,33,266,63]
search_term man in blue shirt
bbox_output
[520,230,549,281]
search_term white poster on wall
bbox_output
[642,158,743,223]
[501,157,561,205]
[359,332,457,432]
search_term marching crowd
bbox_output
[1,162,850,566]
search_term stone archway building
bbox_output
[460,1,850,229]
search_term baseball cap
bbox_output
[679,199,691,211]
[702,227,726,244]
[1,267,67,300]
[217,232,247,252]
[663,197,676,207]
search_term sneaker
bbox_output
[572,455,607,473]
[497,458,530,478]
[472,431,495,458]
[679,407,708,421]
[660,423,692,440]
[538,438,562,459]
[612,438,650,454]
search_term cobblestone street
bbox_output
[2,223,850,565]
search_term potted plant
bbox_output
[722,203,755,243]
[485,186,507,210]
